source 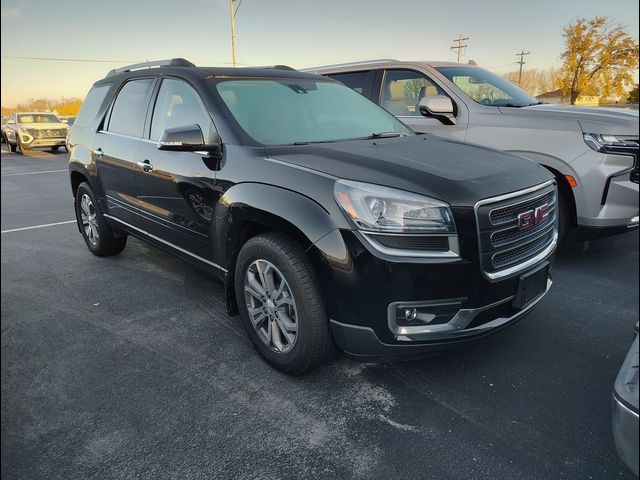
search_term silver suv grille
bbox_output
[475,181,557,279]
[25,128,67,139]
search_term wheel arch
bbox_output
[215,183,345,316]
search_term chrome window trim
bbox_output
[103,214,227,273]
[474,180,557,281]
[97,130,157,144]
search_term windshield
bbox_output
[212,79,412,146]
[435,66,539,107]
[17,114,62,123]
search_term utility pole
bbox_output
[229,0,244,67]
[516,50,531,87]
[451,34,469,63]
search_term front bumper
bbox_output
[311,226,555,357]
[572,149,638,235]
[331,277,551,357]
[21,136,66,148]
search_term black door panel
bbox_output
[95,131,141,226]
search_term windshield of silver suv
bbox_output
[17,114,62,123]
[435,66,540,107]
[213,79,412,145]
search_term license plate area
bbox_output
[513,262,549,310]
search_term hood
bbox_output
[265,134,553,206]
[500,104,639,136]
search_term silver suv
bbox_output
[3,112,69,154]
[308,60,639,241]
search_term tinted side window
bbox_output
[75,84,111,128]
[150,79,213,141]
[381,69,445,116]
[107,79,154,137]
[328,71,369,94]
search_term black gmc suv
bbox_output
[68,58,558,373]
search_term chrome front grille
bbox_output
[489,190,555,225]
[25,128,67,139]
[475,181,558,279]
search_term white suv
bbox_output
[309,60,639,241]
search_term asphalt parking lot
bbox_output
[1,147,638,480]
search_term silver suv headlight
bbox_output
[334,180,456,234]
[583,133,638,152]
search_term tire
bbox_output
[557,190,570,245]
[16,139,27,155]
[5,135,15,153]
[235,232,331,374]
[51,146,59,152]
[75,182,127,256]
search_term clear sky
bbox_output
[1,0,638,106]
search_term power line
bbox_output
[451,34,469,63]
[516,50,531,86]
[2,55,139,63]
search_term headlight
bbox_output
[583,133,636,152]
[334,180,456,233]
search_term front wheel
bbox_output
[235,233,332,374]
[75,182,127,256]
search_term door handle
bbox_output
[93,148,104,159]
[136,160,153,173]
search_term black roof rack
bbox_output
[106,58,195,77]
[270,65,296,71]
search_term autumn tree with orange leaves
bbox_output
[557,17,639,104]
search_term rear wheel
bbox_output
[51,146,60,152]
[4,135,15,152]
[75,182,127,256]
[235,233,331,374]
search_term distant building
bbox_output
[535,89,600,106]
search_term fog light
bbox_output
[404,308,418,321]
[392,301,463,328]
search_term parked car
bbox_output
[309,60,639,243]
[612,324,639,476]
[0,116,7,143]
[3,112,69,153]
[68,58,557,373]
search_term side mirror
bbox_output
[158,124,222,157]
[418,95,457,125]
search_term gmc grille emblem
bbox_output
[517,204,550,230]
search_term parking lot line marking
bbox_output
[1,220,76,234]
[1,169,68,177]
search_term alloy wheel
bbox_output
[244,259,299,353]
[80,193,100,246]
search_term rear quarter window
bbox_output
[75,84,111,128]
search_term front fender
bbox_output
[215,182,348,264]
[214,182,351,315]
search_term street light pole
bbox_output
[229,0,237,67]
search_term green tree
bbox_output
[557,17,639,104]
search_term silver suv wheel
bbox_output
[244,259,299,353]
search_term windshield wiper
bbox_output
[365,132,405,139]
